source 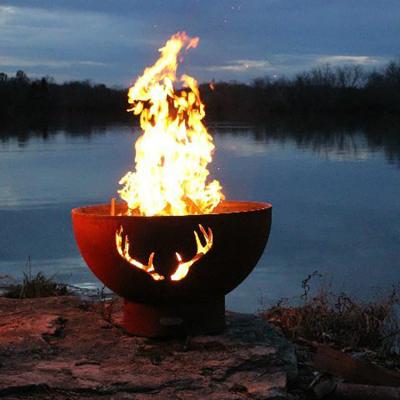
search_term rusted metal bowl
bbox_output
[72,200,272,336]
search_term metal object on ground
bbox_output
[72,200,272,337]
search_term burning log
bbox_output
[110,197,116,216]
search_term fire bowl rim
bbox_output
[72,198,272,302]
[71,200,272,219]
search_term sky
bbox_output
[0,0,399,87]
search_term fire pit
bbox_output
[72,32,272,337]
[72,200,271,336]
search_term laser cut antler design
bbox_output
[115,224,213,281]
[171,225,213,281]
[115,227,164,281]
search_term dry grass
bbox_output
[1,257,70,299]
[261,272,400,354]
[3,271,70,299]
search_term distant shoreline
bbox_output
[1,60,399,122]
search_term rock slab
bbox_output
[0,296,297,399]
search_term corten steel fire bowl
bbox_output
[72,200,272,337]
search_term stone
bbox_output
[0,296,297,399]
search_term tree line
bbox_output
[0,70,126,121]
[0,60,399,122]
[200,60,400,119]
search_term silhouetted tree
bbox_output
[1,60,400,125]
[15,70,28,82]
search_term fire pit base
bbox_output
[123,297,225,337]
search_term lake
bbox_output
[1,117,399,312]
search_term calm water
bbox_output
[1,120,399,312]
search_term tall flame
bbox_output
[118,32,223,216]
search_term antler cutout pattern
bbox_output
[115,224,213,281]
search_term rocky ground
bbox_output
[0,296,297,399]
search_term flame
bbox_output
[118,32,223,216]
[115,224,213,281]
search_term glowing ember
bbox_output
[115,224,213,281]
[118,32,223,216]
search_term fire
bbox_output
[118,32,223,216]
[115,224,213,281]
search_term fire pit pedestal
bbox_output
[72,201,272,337]
[123,297,224,337]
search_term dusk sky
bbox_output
[0,0,399,87]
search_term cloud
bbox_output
[316,55,384,65]
[0,1,399,85]
[0,5,15,13]
[0,4,146,84]
[205,59,272,73]
[0,56,107,69]
[194,53,392,82]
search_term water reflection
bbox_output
[1,116,400,167]
[209,116,400,167]
[0,116,399,312]
[0,114,130,147]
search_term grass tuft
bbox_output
[4,271,70,299]
[261,272,400,354]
